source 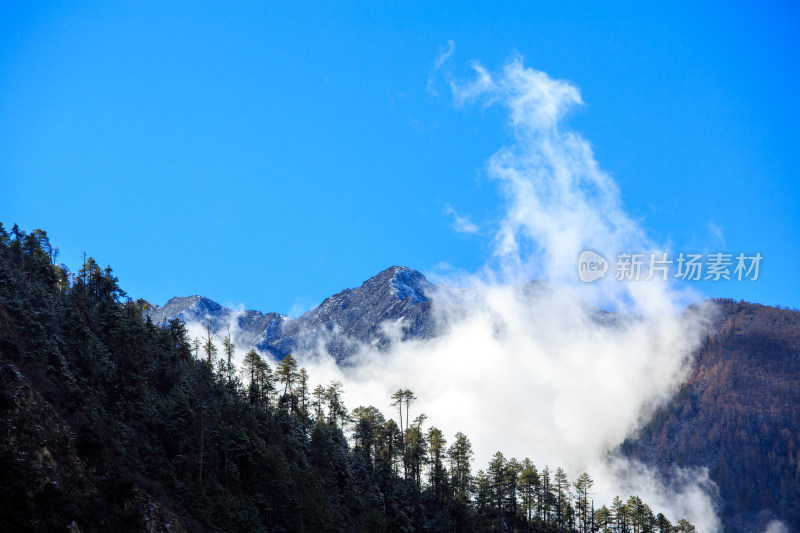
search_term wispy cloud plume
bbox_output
[434,39,455,71]
[708,220,725,247]
[444,203,480,234]
[427,39,455,96]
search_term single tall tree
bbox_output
[202,319,218,365]
[402,388,417,431]
[427,427,448,501]
[574,472,594,533]
[390,389,405,433]
[276,354,298,396]
[222,325,235,384]
[448,432,474,502]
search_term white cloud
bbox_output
[434,39,455,71]
[444,203,480,234]
[427,40,456,96]
[708,220,725,246]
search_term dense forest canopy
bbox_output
[0,224,697,532]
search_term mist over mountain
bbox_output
[151,265,800,532]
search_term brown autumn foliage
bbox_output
[623,298,800,532]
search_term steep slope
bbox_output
[622,299,800,532]
[148,266,434,361]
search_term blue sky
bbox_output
[2,2,798,314]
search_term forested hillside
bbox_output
[1,224,696,532]
[623,300,800,532]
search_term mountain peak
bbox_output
[272,265,433,360]
[390,267,431,304]
[150,295,224,323]
[358,266,432,304]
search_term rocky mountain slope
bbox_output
[148,266,434,361]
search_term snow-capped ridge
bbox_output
[148,266,435,361]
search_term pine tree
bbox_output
[596,505,613,533]
[655,513,673,533]
[448,432,474,502]
[391,388,407,477]
[390,389,405,433]
[297,367,309,416]
[242,349,262,405]
[518,459,540,523]
[255,357,275,407]
[574,472,594,533]
[222,325,235,385]
[312,384,326,420]
[541,466,553,524]
[612,495,627,533]
[191,336,201,359]
[352,405,385,465]
[202,319,218,364]
[626,495,652,533]
[402,388,417,431]
[554,467,570,531]
[383,419,402,476]
[276,354,298,397]
[488,451,507,526]
[673,518,696,532]
[474,469,491,522]
[506,457,523,521]
[426,427,447,501]
[404,414,428,489]
[324,380,347,427]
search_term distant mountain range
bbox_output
[147,266,435,361]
